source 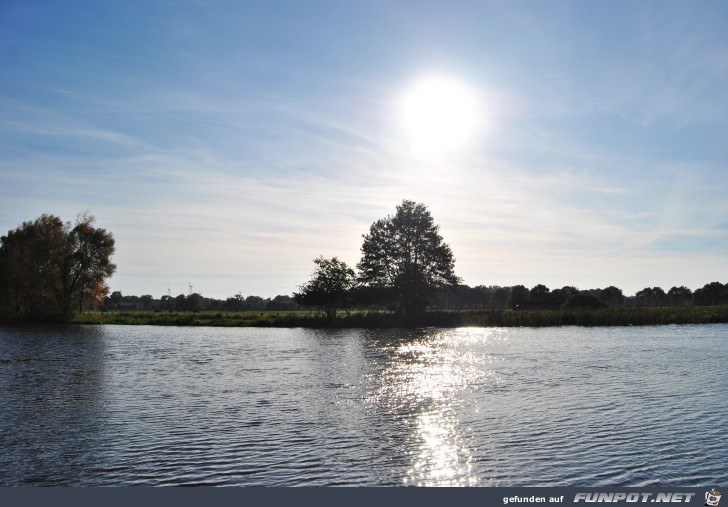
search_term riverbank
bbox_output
[64,305,728,328]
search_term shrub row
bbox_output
[68,306,728,328]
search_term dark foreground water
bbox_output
[0,324,725,486]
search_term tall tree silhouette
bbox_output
[358,200,459,316]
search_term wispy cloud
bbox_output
[2,1,726,298]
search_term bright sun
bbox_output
[400,75,480,159]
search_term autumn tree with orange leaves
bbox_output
[0,212,116,320]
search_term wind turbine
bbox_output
[188,282,193,296]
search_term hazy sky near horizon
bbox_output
[1,0,727,299]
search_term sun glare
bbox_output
[400,75,480,159]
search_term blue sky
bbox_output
[1,0,726,299]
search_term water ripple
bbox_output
[0,324,726,486]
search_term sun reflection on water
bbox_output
[404,407,477,486]
[368,328,505,486]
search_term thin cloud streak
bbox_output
[1,1,726,298]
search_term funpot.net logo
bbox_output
[573,492,696,503]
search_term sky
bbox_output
[1,0,727,299]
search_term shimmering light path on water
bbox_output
[0,325,725,486]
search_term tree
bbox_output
[61,212,116,314]
[267,295,298,311]
[294,256,355,321]
[598,286,624,307]
[529,284,550,308]
[139,294,154,310]
[174,293,187,310]
[187,293,206,311]
[160,294,174,311]
[244,295,266,311]
[224,293,245,311]
[635,287,667,307]
[508,285,530,309]
[693,282,727,306]
[550,286,579,308]
[667,286,692,306]
[0,215,65,317]
[492,286,511,309]
[0,212,115,320]
[357,200,459,316]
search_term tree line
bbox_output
[102,291,298,312]
[433,282,728,310]
[95,280,728,316]
[1,204,726,322]
[292,200,728,320]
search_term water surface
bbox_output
[0,324,725,486]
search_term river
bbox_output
[0,324,725,486]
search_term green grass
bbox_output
[71,310,319,327]
[69,306,728,328]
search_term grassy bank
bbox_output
[68,305,728,328]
